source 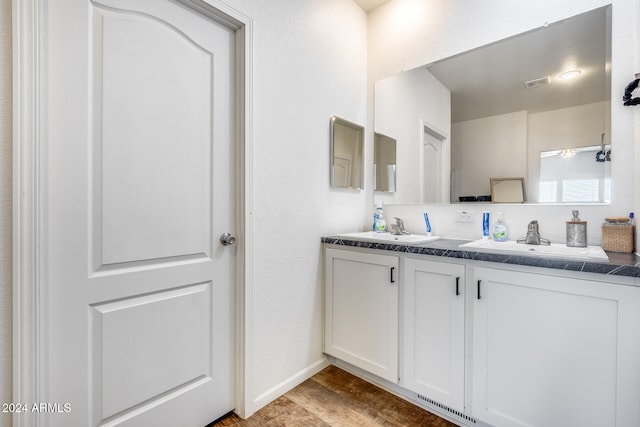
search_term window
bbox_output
[562,179,599,202]
[539,181,558,203]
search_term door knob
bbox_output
[220,232,236,246]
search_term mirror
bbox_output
[374,132,397,192]
[538,144,611,202]
[330,116,364,189]
[373,5,611,204]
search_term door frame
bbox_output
[12,0,254,424]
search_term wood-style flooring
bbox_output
[211,365,457,426]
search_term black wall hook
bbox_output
[623,74,640,106]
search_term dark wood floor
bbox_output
[212,365,457,426]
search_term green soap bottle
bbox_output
[492,212,508,242]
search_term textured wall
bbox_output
[0,0,11,425]
[375,67,450,203]
[367,0,638,246]
[224,0,368,413]
[452,112,528,198]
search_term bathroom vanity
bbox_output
[322,235,640,427]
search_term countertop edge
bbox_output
[321,236,640,278]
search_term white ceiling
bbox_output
[426,7,610,122]
[354,0,391,12]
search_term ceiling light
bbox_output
[559,70,582,80]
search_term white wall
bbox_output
[374,66,450,203]
[0,0,11,425]
[450,101,609,202]
[368,0,637,248]
[219,0,368,415]
[528,102,609,201]
[451,111,527,199]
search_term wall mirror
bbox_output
[374,133,397,192]
[330,116,364,189]
[374,5,611,204]
[538,144,611,202]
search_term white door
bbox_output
[45,1,236,425]
[422,132,442,203]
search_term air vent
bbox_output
[416,394,477,424]
[523,76,550,88]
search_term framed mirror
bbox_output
[330,116,364,189]
[490,178,526,203]
[374,132,397,192]
[373,5,611,204]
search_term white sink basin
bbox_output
[459,239,609,262]
[336,231,441,244]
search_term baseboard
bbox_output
[249,356,330,416]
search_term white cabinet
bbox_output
[324,248,399,382]
[402,258,465,412]
[472,266,640,427]
[324,244,640,427]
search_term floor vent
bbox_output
[416,394,477,424]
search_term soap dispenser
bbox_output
[373,202,386,233]
[566,210,587,247]
[492,212,508,242]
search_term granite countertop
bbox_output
[321,235,640,278]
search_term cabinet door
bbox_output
[325,248,399,382]
[472,267,640,427]
[402,259,465,412]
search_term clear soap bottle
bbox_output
[374,202,386,233]
[492,212,508,242]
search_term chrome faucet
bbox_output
[517,220,550,245]
[390,217,410,235]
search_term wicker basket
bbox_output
[602,221,634,253]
